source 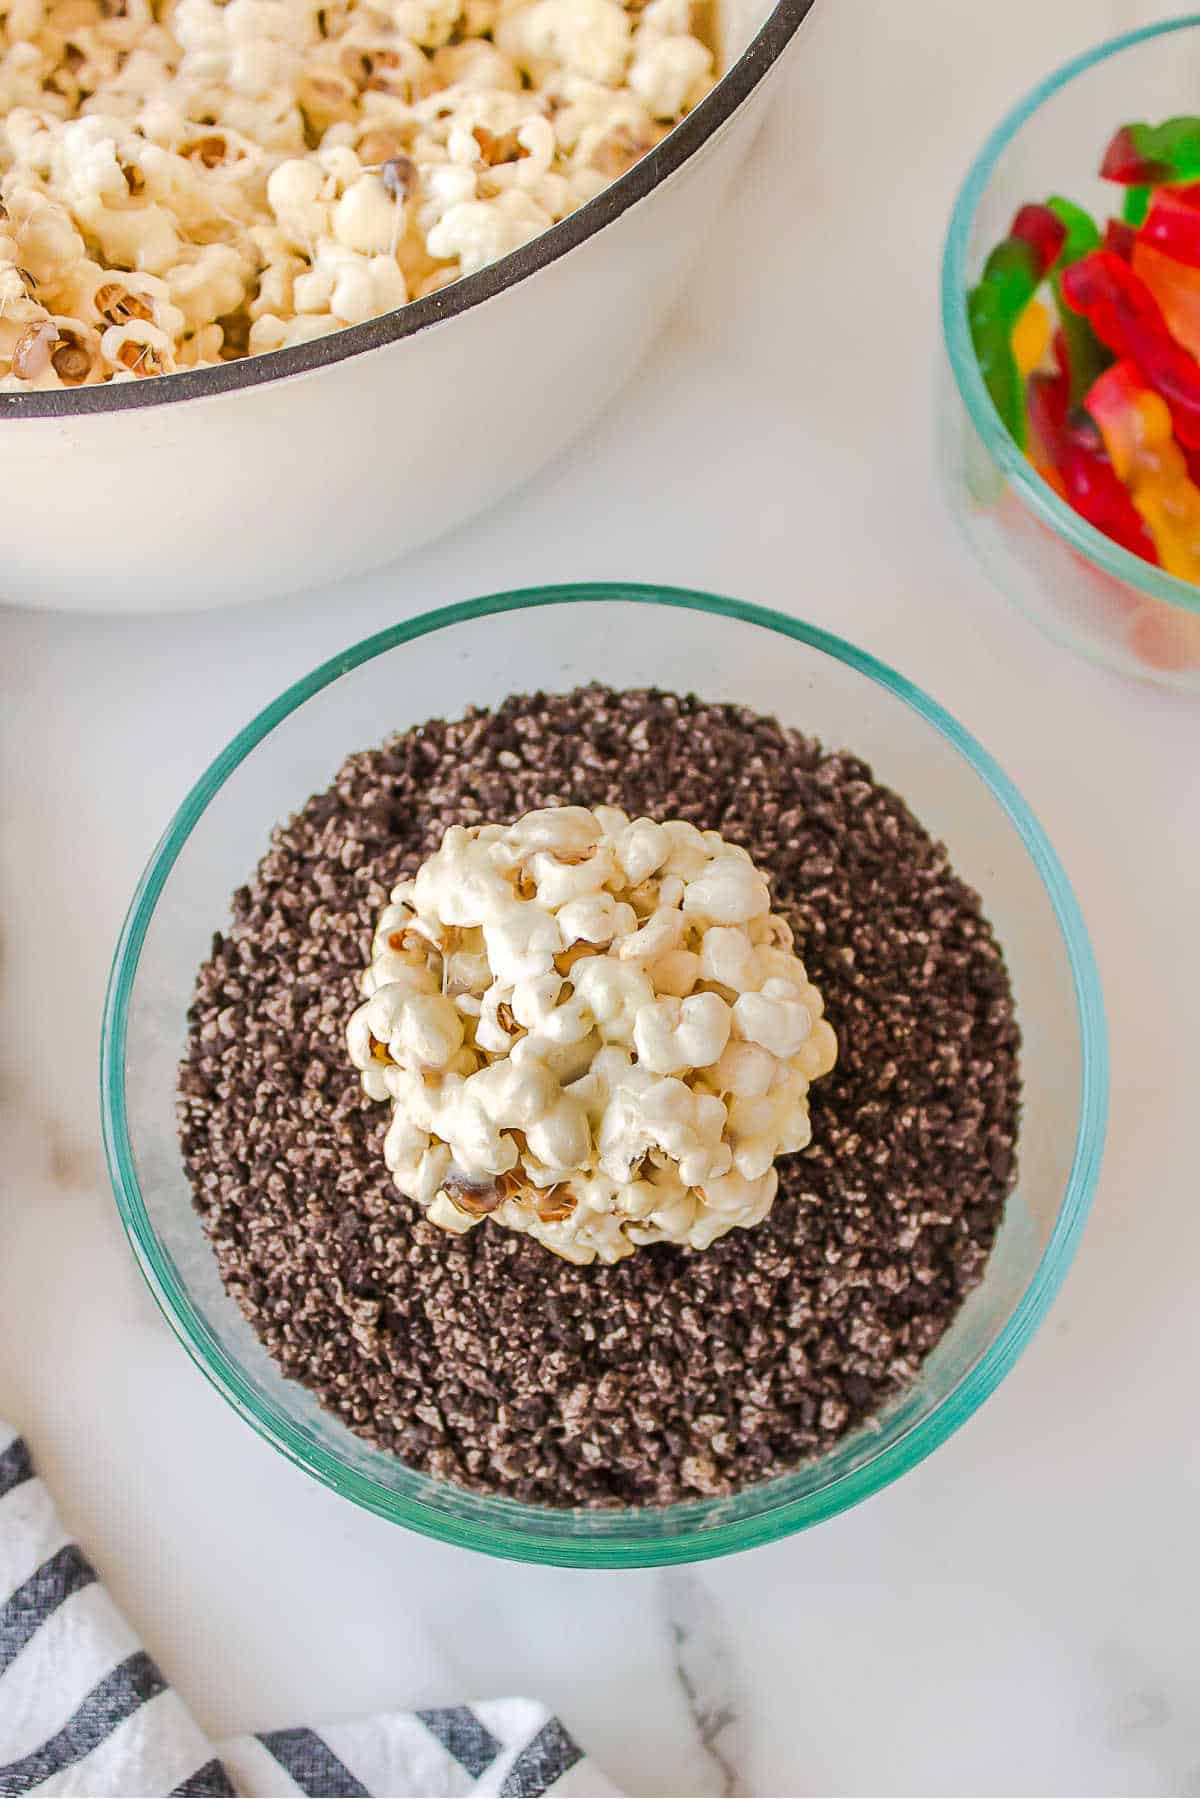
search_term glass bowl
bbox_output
[939,15,1200,692]
[101,584,1108,1567]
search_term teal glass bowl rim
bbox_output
[941,12,1200,622]
[101,582,1109,1568]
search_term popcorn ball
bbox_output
[347,806,837,1264]
[0,0,714,390]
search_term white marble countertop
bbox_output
[3,1,1198,1793]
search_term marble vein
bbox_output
[660,1571,743,1798]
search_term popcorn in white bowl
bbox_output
[0,0,713,389]
[347,805,837,1264]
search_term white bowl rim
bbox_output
[1,0,818,423]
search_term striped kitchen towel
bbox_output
[0,1425,618,1799]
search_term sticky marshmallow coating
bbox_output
[347,805,837,1265]
[0,0,713,388]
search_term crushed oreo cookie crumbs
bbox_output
[178,685,1021,1507]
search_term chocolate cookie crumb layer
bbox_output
[178,686,1021,1508]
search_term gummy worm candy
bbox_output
[1026,361,1068,493]
[1131,186,1200,361]
[1123,186,1152,228]
[1139,183,1200,267]
[1026,367,1159,564]
[1012,299,1051,380]
[1046,196,1109,404]
[1047,194,1100,261]
[1009,203,1066,273]
[1086,358,1200,581]
[1061,249,1200,449]
[1132,239,1200,363]
[1101,116,1200,185]
[1103,218,1137,261]
[968,204,1066,446]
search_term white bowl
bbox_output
[0,0,817,614]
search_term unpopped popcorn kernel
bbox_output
[348,806,836,1263]
[6,315,58,382]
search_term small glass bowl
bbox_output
[101,585,1108,1567]
[939,15,1200,692]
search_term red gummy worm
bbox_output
[1140,183,1200,269]
[1101,125,1159,184]
[1009,203,1067,278]
[1061,249,1200,448]
[1103,218,1137,261]
[1027,369,1159,563]
[1052,329,1071,386]
[1027,369,1069,456]
[1085,357,1148,431]
[1100,119,1200,186]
